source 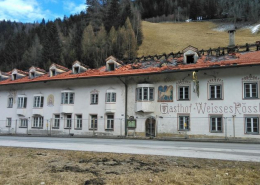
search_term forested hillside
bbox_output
[137,0,260,23]
[0,0,260,71]
[0,0,142,71]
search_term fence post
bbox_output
[232,115,236,138]
[225,117,227,140]
[50,119,52,136]
[15,119,17,135]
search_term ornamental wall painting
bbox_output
[47,94,54,107]
[158,85,173,102]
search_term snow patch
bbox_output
[251,24,260,34]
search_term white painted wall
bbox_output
[0,77,126,136]
[127,66,260,139]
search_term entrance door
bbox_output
[145,118,156,137]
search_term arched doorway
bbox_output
[145,117,156,137]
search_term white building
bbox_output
[0,46,260,139]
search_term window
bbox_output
[33,116,43,128]
[20,119,28,128]
[186,54,195,64]
[244,83,258,99]
[210,85,222,99]
[210,116,222,132]
[18,97,27,108]
[74,66,80,74]
[51,69,56,77]
[76,115,82,129]
[8,97,13,108]
[136,87,154,101]
[178,86,189,100]
[91,94,98,104]
[6,118,11,127]
[108,63,115,71]
[90,115,97,129]
[106,92,116,103]
[61,92,74,104]
[179,116,189,131]
[53,115,60,128]
[31,72,35,78]
[13,74,17,80]
[106,114,114,130]
[245,117,259,134]
[65,114,72,128]
[34,96,44,108]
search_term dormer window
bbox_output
[186,54,195,64]
[49,63,69,77]
[13,74,17,80]
[183,46,199,64]
[106,56,121,71]
[31,72,35,78]
[72,61,88,74]
[74,66,80,74]
[51,69,56,76]
[108,63,115,71]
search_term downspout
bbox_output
[118,77,127,136]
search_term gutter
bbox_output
[1,63,260,86]
[117,77,128,136]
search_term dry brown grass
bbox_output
[138,21,259,56]
[0,147,259,185]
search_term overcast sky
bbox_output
[0,0,86,23]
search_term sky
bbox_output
[0,0,87,23]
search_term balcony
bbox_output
[60,104,74,114]
[17,108,27,116]
[135,101,155,113]
[105,103,116,113]
[32,108,43,116]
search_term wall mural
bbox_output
[158,85,173,102]
[47,94,54,107]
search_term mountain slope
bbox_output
[138,21,259,56]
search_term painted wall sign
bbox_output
[160,102,260,115]
[158,85,173,102]
[47,94,54,107]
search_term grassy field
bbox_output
[138,21,259,56]
[0,147,260,185]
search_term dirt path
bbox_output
[0,147,259,185]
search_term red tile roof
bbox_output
[1,51,260,86]
[50,63,69,71]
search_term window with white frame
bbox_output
[53,115,60,128]
[136,87,154,101]
[18,96,27,108]
[20,119,28,127]
[61,92,74,104]
[90,115,97,129]
[33,116,43,128]
[33,96,44,108]
[7,97,13,108]
[106,114,114,129]
[209,85,222,99]
[106,92,116,103]
[178,86,189,100]
[210,116,222,132]
[91,94,98,104]
[76,115,82,129]
[65,114,72,128]
[6,118,11,127]
[179,115,189,130]
[244,83,258,99]
[245,117,259,134]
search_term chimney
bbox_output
[228,29,236,48]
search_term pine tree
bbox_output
[124,18,137,59]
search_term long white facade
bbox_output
[0,50,260,139]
